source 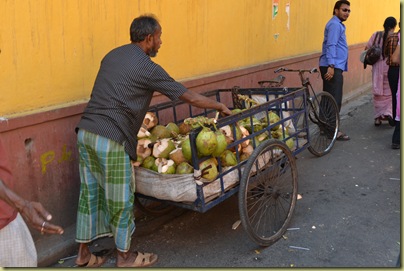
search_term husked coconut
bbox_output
[169,147,187,165]
[178,122,191,135]
[154,158,167,172]
[136,138,153,159]
[137,126,151,139]
[239,126,250,148]
[143,112,158,130]
[220,125,243,152]
[220,125,234,141]
[152,138,176,158]
[242,144,254,154]
[220,124,242,142]
[158,159,176,174]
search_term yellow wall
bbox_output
[0,0,400,116]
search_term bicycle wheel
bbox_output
[238,139,298,246]
[134,194,175,216]
[307,92,339,157]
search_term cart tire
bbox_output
[238,139,298,246]
[307,92,339,157]
[135,194,175,216]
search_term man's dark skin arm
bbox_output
[179,89,233,116]
[0,179,64,235]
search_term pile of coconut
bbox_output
[135,108,295,182]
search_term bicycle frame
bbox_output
[274,67,318,96]
[274,67,325,122]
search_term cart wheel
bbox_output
[307,92,339,157]
[238,139,298,246]
[134,194,175,216]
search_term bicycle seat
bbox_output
[258,75,286,87]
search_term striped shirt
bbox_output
[384,31,400,66]
[77,43,187,160]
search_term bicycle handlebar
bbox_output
[274,67,319,74]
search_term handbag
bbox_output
[363,31,383,69]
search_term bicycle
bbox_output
[259,67,340,157]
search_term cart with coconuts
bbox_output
[134,70,339,246]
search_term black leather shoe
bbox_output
[392,143,400,149]
[388,116,396,127]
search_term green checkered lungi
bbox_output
[75,129,135,252]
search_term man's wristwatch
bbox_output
[328,64,335,68]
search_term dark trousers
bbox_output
[388,66,400,120]
[320,66,344,112]
[392,120,400,144]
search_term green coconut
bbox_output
[176,161,194,174]
[231,108,243,114]
[196,127,218,157]
[150,158,160,172]
[285,136,295,150]
[141,156,156,170]
[166,122,180,137]
[219,150,238,167]
[150,125,172,139]
[268,111,281,131]
[254,132,268,147]
[211,130,228,157]
[181,137,192,161]
[271,127,284,139]
[241,116,263,134]
[199,158,218,182]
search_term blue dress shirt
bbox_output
[319,15,348,71]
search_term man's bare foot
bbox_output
[75,244,109,267]
[75,243,92,266]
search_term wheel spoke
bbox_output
[239,139,297,246]
[308,92,339,156]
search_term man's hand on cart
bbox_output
[219,103,232,116]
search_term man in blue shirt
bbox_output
[319,0,351,141]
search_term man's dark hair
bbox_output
[130,15,160,42]
[333,0,350,15]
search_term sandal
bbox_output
[336,132,350,141]
[77,253,108,268]
[117,252,158,268]
[387,116,396,126]
[374,117,381,126]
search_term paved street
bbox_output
[51,90,401,268]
